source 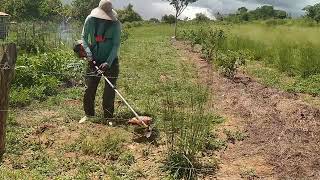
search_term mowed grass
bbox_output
[1,24,221,179]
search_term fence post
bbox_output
[0,44,17,160]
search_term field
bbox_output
[1,24,223,179]
[0,21,320,179]
[180,21,320,95]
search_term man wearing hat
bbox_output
[80,0,121,123]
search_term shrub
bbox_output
[216,50,247,78]
[10,49,84,107]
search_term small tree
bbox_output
[194,13,210,22]
[166,0,198,37]
[71,0,99,21]
[237,7,248,14]
[117,4,143,23]
[162,14,176,24]
[149,18,160,23]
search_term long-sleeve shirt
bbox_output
[81,16,121,66]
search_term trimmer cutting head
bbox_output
[128,116,152,126]
[128,116,153,138]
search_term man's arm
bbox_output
[106,21,121,66]
[81,17,93,58]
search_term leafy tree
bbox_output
[117,4,143,23]
[39,0,63,20]
[303,3,320,23]
[237,7,248,14]
[2,0,64,21]
[162,14,176,24]
[274,10,287,19]
[149,18,160,23]
[2,0,41,20]
[225,5,288,22]
[61,4,73,18]
[194,13,210,22]
[71,0,100,21]
[166,0,198,37]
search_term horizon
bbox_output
[63,0,318,19]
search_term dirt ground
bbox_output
[174,41,320,180]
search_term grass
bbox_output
[1,23,222,179]
[72,130,129,160]
[180,22,320,96]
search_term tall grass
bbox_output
[181,23,320,78]
[162,87,221,179]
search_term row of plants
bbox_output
[181,26,320,78]
[179,27,320,95]
[180,28,248,78]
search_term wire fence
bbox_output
[6,21,82,48]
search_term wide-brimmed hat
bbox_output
[89,0,118,21]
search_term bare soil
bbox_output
[174,41,320,180]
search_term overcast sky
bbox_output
[66,0,319,19]
[112,0,319,19]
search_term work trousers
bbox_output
[83,58,119,118]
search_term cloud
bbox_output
[112,0,217,19]
[66,0,319,19]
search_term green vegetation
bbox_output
[166,0,199,36]
[194,13,210,22]
[1,0,143,24]
[225,5,288,22]
[303,3,320,23]
[181,27,248,78]
[0,0,64,21]
[180,22,320,95]
[2,1,320,179]
[2,23,224,179]
[162,14,176,24]
[10,50,83,107]
[162,88,222,179]
[117,4,143,23]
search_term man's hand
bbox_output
[99,63,109,72]
[86,56,93,62]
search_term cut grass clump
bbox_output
[71,131,129,160]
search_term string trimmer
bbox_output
[89,63,153,138]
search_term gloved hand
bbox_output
[99,62,109,72]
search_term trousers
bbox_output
[83,58,119,118]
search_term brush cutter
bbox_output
[82,62,153,138]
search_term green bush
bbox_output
[10,49,84,107]
[181,28,247,78]
[216,50,247,78]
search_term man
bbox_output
[80,0,121,123]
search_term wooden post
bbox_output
[0,44,17,160]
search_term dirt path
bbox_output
[174,41,320,179]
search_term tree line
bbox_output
[0,0,143,23]
[1,0,320,24]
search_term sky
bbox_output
[66,0,320,19]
